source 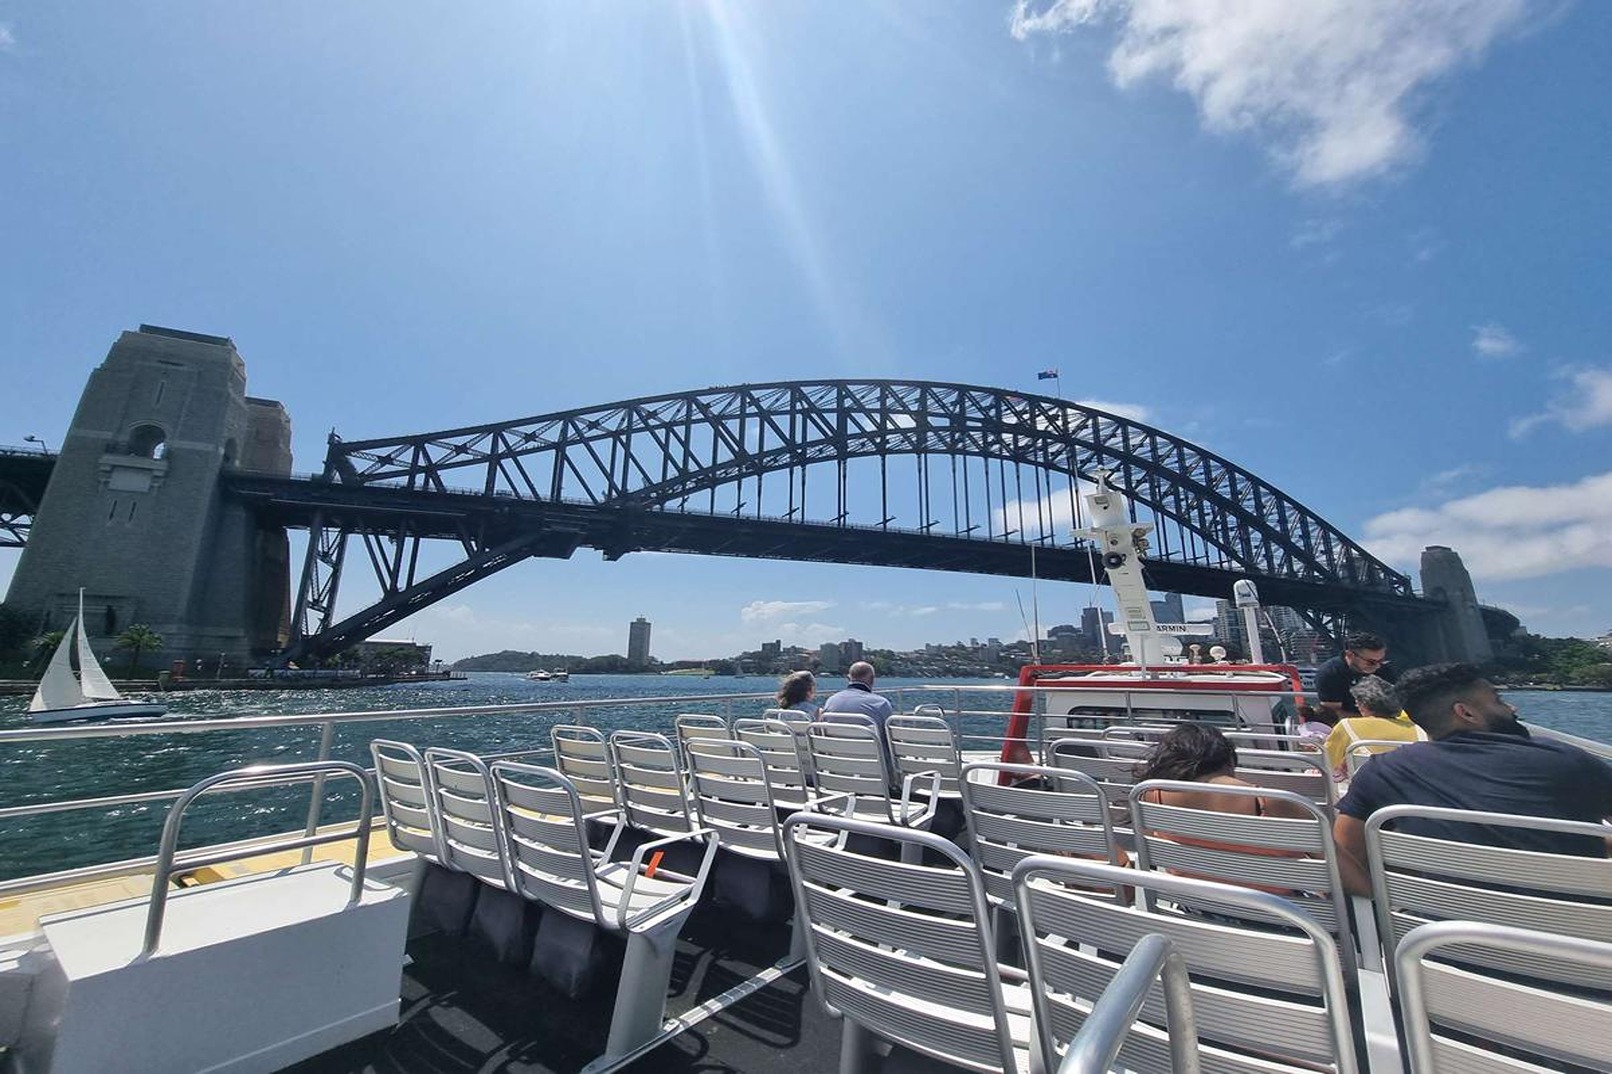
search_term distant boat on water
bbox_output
[526,669,569,682]
[28,591,168,724]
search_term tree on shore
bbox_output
[114,624,163,676]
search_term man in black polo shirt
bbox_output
[1314,631,1397,716]
[1333,662,1612,895]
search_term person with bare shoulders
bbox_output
[1133,723,1312,820]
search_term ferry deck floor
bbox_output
[287,882,944,1074]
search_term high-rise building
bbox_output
[1149,592,1185,624]
[818,642,843,673]
[627,617,652,666]
[1079,605,1115,651]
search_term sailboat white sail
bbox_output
[27,590,167,724]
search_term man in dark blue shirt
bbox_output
[1333,662,1612,895]
[1314,631,1398,716]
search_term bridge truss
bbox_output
[247,381,1421,665]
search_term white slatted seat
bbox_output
[886,713,963,799]
[1395,921,1612,1074]
[1233,748,1334,811]
[609,730,696,836]
[1013,856,1360,1074]
[674,713,730,764]
[734,717,813,810]
[1129,780,1357,973]
[1365,804,1612,994]
[1342,738,1414,779]
[782,812,1034,1074]
[1222,731,1322,753]
[371,738,444,863]
[1048,738,1141,831]
[805,722,938,833]
[489,761,716,1067]
[550,724,619,816]
[686,738,790,862]
[424,747,513,891]
[960,761,1124,909]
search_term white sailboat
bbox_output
[28,592,168,724]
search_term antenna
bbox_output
[1030,543,1042,665]
[1015,590,1040,664]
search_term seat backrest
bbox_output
[1233,748,1334,810]
[370,739,443,862]
[1014,856,1358,1074]
[959,761,1122,907]
[424,747,511,889]
[609,731,694,835]
[686,739,784,860]
[1343,738,1413,779]
[885,714,961,796]
[1365,804,1612,991]
[550,724,618,812]
[734,717,812,808]
[1129,780,1355,971]
[674,713,730,762]
[782,813,1022,1074]
[805,722,893,820]
[1395,920,1612,1074]
[1048,738,1141,830]
[489,760,608,925]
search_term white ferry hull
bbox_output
[28,700,169,725]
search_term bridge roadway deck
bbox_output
[225,471,1424,615]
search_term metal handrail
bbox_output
[1058,932,1200,1074]
[142,761,373,956]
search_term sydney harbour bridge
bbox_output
[2,331,1493,670]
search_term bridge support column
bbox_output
[5,325,292,669]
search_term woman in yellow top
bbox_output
[1323,674,1426,780]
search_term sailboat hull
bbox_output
[28,700,169,725]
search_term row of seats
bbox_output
[784,808,1612,1074]
[369,713,1612,1074]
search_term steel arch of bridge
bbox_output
[279,381,1415,664]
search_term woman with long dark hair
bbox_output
[776,670,818,717]
[1133,723,1309,819]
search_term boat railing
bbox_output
[0,691,777,898]
[142,760,374,956]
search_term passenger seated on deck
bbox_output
[775,670,819,718]
[1291,702,1338,743]
[1132,723,1312,895]
[1322,674,1424,781]
[1332,662,1612,896]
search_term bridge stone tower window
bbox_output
[6,325,294,661]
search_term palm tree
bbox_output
[113,624,163,677]
[31,630,66,675]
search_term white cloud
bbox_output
[740,599,835,623]
[1291,217,1343,250]
[1471,322,1523,359]
[1510,367,1612,438]
[1010,0,1534,187]
[1074,398,1152,422]
[947,600,1010,612]
[1363,471,1612,582]
[0,25,14,52]
[771,621,849,647]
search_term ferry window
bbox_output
[107,499,119,521]
[128,500,138,522]
[104,605,117,635]
[154,379,166,405]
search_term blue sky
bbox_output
[1,1,1609,661]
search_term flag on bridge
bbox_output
[1036,369,1059,380]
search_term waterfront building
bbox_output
[627,617,652,667]
[818,641,843,673]
[1079,605,1114,651]
[1149,592,1185,624]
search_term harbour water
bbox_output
[0,673,1607,882]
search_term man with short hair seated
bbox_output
[818,661,895,734]
[1332,662,1612,895]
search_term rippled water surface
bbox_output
[1,674,1606,880]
